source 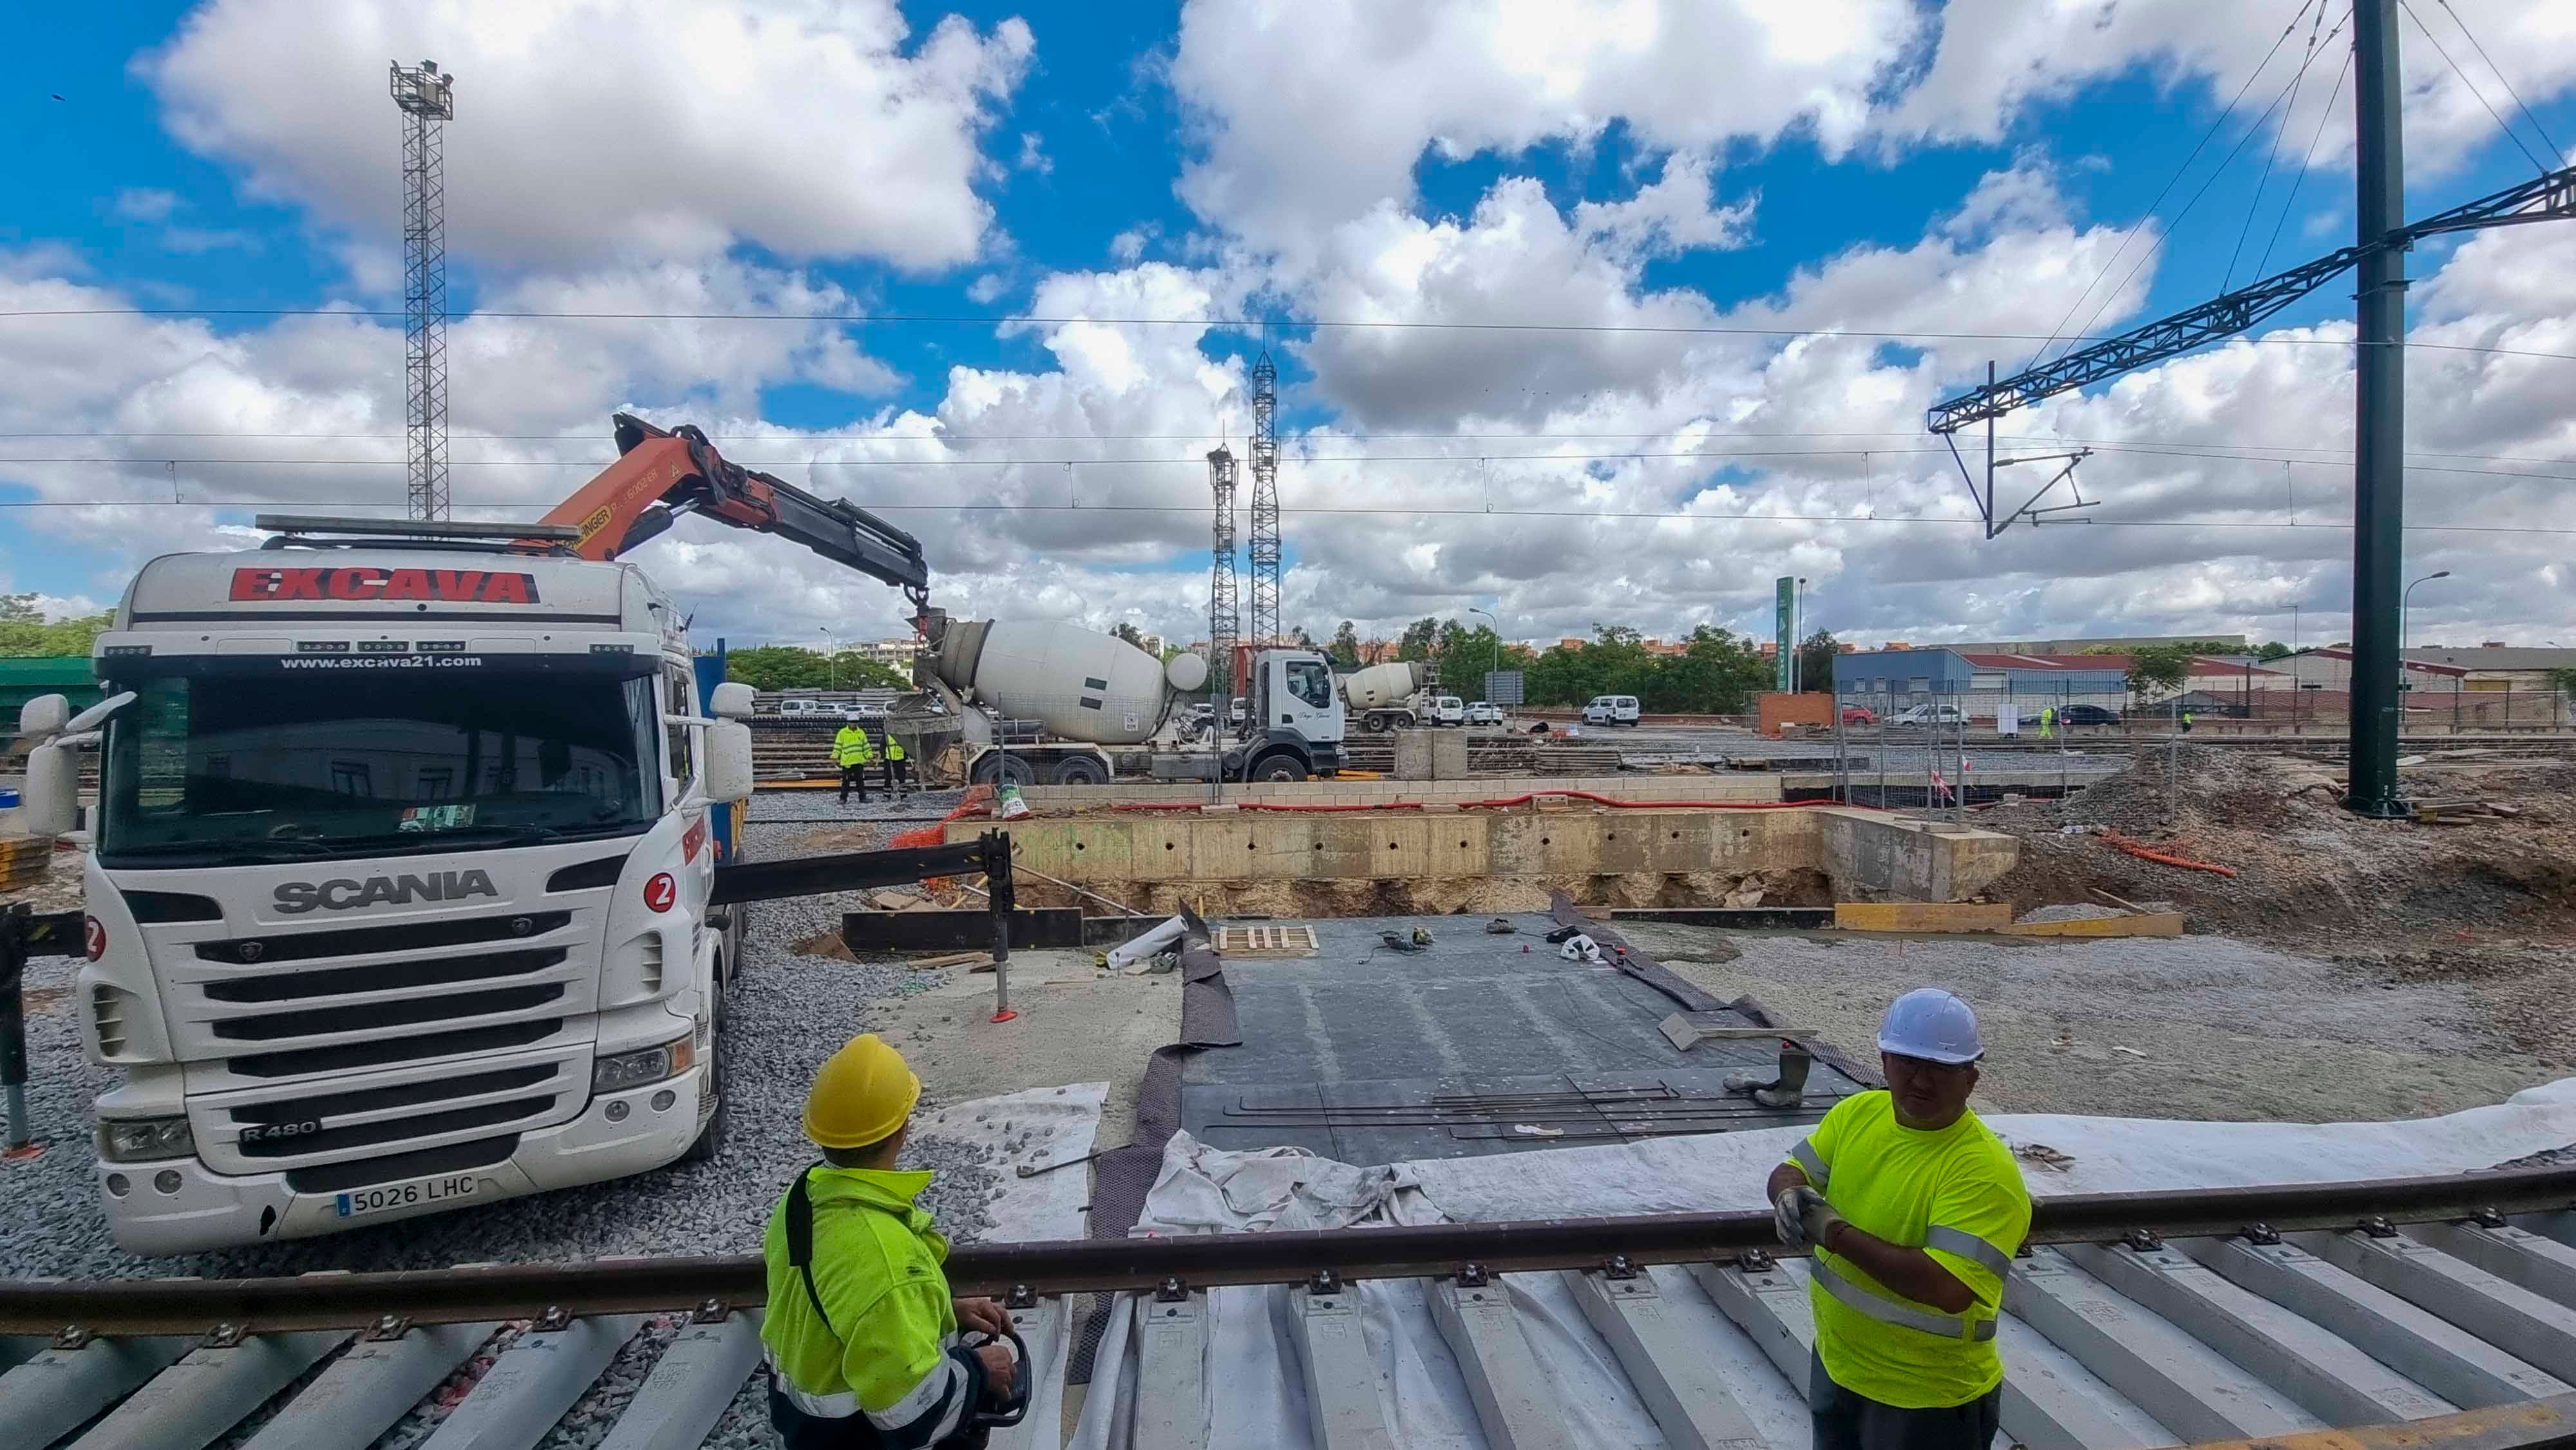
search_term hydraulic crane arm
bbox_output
[540,413,931,616]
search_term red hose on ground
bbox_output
[2099,830,2237,877]
[1106,790,1880,814]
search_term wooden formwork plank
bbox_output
[1833,901,2014,932]
[1214,925,1319,957]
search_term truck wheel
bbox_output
[1251,753,1310,783]
[1051,755,1108,786]
[969,754,1038,787]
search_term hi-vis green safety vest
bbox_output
[884,737,905,762]
[1785,1091,2031,1409]
[833,727,876,767]
[762,1165,977,1440]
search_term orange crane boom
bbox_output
[540,413,931,618]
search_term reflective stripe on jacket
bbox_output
[1783,1090,2031,1409]
[834,727,877,767]
[762,1165,974,1445]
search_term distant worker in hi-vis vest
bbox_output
[1768,989,2031,1450]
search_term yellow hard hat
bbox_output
[802,1034,921,1149]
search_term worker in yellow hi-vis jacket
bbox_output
[1766,989,2031,1450]
[834,715,877,805]
[762,1035,1019,1447]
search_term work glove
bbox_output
[1774,1185,1844,1250]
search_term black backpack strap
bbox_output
[784,1161,837,1339]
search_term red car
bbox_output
[1840,704,1876,724]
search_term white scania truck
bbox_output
[15,517,768,1251]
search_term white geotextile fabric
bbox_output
[908,1080,1107,1245]
[1069,1078,2576,1450]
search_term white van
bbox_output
[775,697,833,719]
[1582,695,1641,726]
[1432,695,1466,726]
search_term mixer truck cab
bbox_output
[910,617,1345,784]
[12,516,757,1252]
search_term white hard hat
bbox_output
[1878,987,1982,1064]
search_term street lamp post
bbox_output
[2402,570,2450,655]
[818,626,838,691]
[1468,607,1501,704]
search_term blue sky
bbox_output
[5,0,2573,651]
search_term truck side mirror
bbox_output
[704,720,754,804]
[708,682,756,719]
[22,740,82,838]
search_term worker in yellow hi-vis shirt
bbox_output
[1766,988,2031,1450]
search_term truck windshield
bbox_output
[98,668,662,865]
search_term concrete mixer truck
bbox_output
[892,615,1350,786]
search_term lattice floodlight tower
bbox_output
[1207,446,1240,715]
[390,59,455,521]
[1247,352,1282,648]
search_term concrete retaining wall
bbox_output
[1812,808,2018,902]
[956,799,2017,901]
[1016,774,1784,808]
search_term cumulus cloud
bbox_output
[144,0,1034,270]
[1170,0,1915,241]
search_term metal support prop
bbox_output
[2345,0,2409,817]
[986,832,1017,1023]
[1,907,79,1155]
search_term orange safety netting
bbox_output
[889,784,995,850]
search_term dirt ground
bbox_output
[1978,746,2576,1067]
[1620,921,2551,1124]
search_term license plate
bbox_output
[334,1173,479,1218]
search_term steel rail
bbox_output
[5,1165,2570,1336]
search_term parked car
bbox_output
[1582,694,1642,726]
[1839,704,1876,725]
[776,697,835,719]
[1890,702,1967,726]
[1464,701,1502,726]
[2060,704,2121,726]
[1430,695,1467,726]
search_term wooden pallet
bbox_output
[1215,924,1320,957]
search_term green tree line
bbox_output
[1327,617,1805,712]
[0,595,112,657]
[721,645,909,693]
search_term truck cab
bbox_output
[1232,648,1344,781]
[15,518,755,1252]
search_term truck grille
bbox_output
[203,947,566,1003]
[226,1021,561,1078]
[210,984,567,1041]
[162,899,603,1177]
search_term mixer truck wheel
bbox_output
[1250,751,1309,783]
[1050,755,1108,786]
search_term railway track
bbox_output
[7,1165,2576,1449]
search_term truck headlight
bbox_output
[99,1115,194,1163]
[592,1035,694,1095]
